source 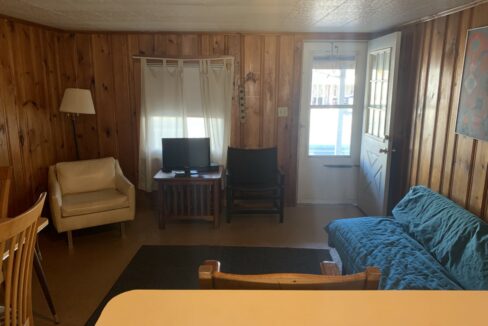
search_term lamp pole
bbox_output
[70,114,80,160]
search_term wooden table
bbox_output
[153,167,223,229]
[97,290,488,326]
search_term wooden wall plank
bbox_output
[225,34,241,147]
[441,9,472,197]
[277,35,295,204]
[74,33,100,160]
[417,17,447,186]
[242,35,262,148]
[128,35,142,184]
[200,34,211,56]
[182,34,199,56]
[138,34,155,56]
[449,9,475,207]
[111,34,137,184]
[409,21,433,186]
[211,34,225,55]
[56,32,78,161]
[41,30,68,164]
[261,35,278,147]
[91,33,118,158]
[429,13,460,192]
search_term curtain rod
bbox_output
[132,55,234,61]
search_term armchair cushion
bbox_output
[56,157,116,195]
[61,189,129,217]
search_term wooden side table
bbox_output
[153,167,223,229]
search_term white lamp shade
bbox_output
[59,88,96,114]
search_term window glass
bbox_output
[308,108,352,156]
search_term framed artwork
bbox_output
[455,26,488,141]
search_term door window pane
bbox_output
[308,108,352,156]
[366,48,391,138]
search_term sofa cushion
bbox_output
[392,186,488,290]
[56,157,116,195]
[62,189,129,217]
[326,217,462,289]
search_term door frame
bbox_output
[296,40,367,204]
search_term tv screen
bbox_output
[162,138,210,172]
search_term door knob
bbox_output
[379,148,396,154]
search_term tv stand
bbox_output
[153,166,223,228]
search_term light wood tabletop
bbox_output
[96,290,487,326]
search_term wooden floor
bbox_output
[32,191,362,326]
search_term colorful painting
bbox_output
[456,26,488,141]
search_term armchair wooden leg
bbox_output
[120,222,126,238]
[67,231,73,250]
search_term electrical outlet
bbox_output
[278,107,288,117]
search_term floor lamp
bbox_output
[59,88,96,160]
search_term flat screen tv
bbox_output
[162,138,210,172]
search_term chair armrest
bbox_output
[114,160,132,195]
[320,261,340,275]
[115,160,136,215]
[198,260,221,289]
[48,166,63,228]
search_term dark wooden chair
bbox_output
[198,260,381,290]
[226,147,284,223]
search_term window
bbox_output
[365,49,390,139]
[308,57,356,156]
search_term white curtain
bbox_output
[138,58,234,191]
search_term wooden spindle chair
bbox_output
[0,193,46,326]
[199,260,381,290]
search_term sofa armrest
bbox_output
[48,166,63,230]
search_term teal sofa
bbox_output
[326,186,488,289]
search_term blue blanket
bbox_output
[326,217,462,289]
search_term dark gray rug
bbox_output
[86,245,331,325]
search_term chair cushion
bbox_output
[392,186,488,290]
[56,157,116,195]
[61,189,129,217]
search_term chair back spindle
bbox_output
[0,192,46,326]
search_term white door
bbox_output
[357,32,401,215]
[297,41,367,204]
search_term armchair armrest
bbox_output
[115,160,136,216]
[115,162,134,196]
[48,166,63,229]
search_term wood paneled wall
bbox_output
[9,2,486,214]
[0,13,369,210]
[52,31,368,205]
[408,2,488,221]
[0,19,75,215]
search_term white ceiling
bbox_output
[0,0,479,33]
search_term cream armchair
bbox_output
[48,157,135,249]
